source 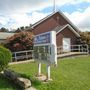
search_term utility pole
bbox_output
[53,0,56,13]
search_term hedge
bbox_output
[0,46,12,72]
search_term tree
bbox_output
[0,46,12,72]
[79,31,90,53]
[5,31,34,52]
[20,26,24,31]
[0,27,9,32]
[79,31,90,45]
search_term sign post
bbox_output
[38,63,41,76]
[46,64,51,80]
[34,31,57,81]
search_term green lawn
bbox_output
[0,56,90,90]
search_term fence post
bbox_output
[38,63,41,76]
[26,51,28,60]
[15,52,17,62]
[31,51,34,59]
[81,45,83,52]
[86,44,89,54]
[46,64,51,80]
[79,45,80,52]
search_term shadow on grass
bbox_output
[0,73,21,90]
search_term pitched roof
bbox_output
[31,11,80,33]
[31,12,55,28]
[52,24,80,37]
[52,25,67,32]
[0,32,15,40]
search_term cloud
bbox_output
[10,7,90,31]
[0,16,9,25]
[0,0,90,31]
[64,7,90,31]
[0,0,52,29]
[0,0,90,14]
[9,12,49,29]
[9,14,30,29]
[29,12,49,24]
[78,7,90,28]
[0,0,51,14]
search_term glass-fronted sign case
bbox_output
[34,45,50,63]
[34,31,57,65]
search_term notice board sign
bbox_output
[34,31,57,65]
[34,32,50,44]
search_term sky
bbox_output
[0,0,90,31]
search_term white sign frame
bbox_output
[34,31,57,65]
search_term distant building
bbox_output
[0,32,15,43]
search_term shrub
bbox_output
[79,31,90,53]
[0,46,12,72]
[5,31,34,52]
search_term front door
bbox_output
[63,38,71,52]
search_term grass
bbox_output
[0,56,90,90]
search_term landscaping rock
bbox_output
[4,69,18,80]
[3,69,31,89]
[17,77,31,89]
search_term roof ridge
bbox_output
[58,10,80,32]
[31,10,80,33]
[56,24,80,37]
[31,11,59,28]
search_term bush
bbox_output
[0,46,12,72]
[5,31,34,52]
[79,31,90,53]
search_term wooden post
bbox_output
[32,50,34,59]
[46,64,51,81]
[15,52,17,62]
[86,44,89,54]
[81,45,83,52]
[79,45,80,52]
[38,63,41,76]
[26,51,28,60]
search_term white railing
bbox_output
[57,44,89,55]
[12,50,33,61]
[12,44,89,61]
